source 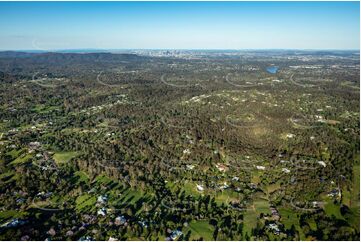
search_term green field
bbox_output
[187,220,214,241]
[243,208,258,239]
[278,207,305,240]
[53,151,79,164]
[74,171,90,185]
[10,153,33,165]
[75,194,96,212]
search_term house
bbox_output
[16,198,25,204]
[328,188,341,198]
[170,230,183,240]
[270,207,280,221]
[317,161,326,167]
[256,165,266,170]
[97,195,107,204]
[282,168,290,173]
[97,207,106,216]
[115,215,126,226]
[219,182,229,190]
[138,220,148,228]
[78,236,94,241]
[232,176,239,181]
[29,141,41,149]
[196,184,204,192]
[35,153,43,158]
[183,149,191,155]
[186,165,195,170]
[267,223,280,235]
[87,188,96,194]
[249,183,257,189]
[312,201,322,208]
[215,163,228,172]
[47,228,56,236]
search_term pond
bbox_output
[266,66,279,74]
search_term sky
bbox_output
[0,1,359,50]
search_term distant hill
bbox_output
[0,51,143,60]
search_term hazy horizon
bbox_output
[0,1,359,50]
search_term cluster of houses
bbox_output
[79,95,132,116]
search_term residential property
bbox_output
[196,184,204,192]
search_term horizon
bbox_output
[0,1,359,50]
[0,48,360,53]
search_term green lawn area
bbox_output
[278,207,305,240]
[324,198,343,219]
[10,153,33,165]
[53,151,79,164]
[0,210,27,222]
[181,181,202,197]
[187,220,214,241]
[32,104,59,114]
[341,164,360,231]
[214,190,241,205]
[121,188,145,205]
[351,164,360,206]
[307,218,317,230]
[75,194,96,212]
[95,174,113,185]
[74,171,90,185]
[6,148,25,160]
[0,171,14,181]
[251,171,262,184]
[266,182,281,194]
[243,208,257,239]
[253,198,270,215]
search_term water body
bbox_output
[266,66,279,74]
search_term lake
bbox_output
[266,66,279,74]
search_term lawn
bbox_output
[266,182,281,194]
[251,171,262,184]
[32,104,59,114]
[0,171,14,181]
[6,148,25,160]
[324,198,343,219]
[243,208,257,239]
[214,190,242,205]
[254,198,270,215]
[75,194,97,212]
[74,171,90,185]
[306,218,317,230]
[53,151,79,164]
[10,153,33,165]
[278,207,305,240]
[181,181,202,197]
[121,188,145,205]
[187,220,214,241]
[0,210,27,222]
[95,174,113,185]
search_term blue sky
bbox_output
[0,1,359,50]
